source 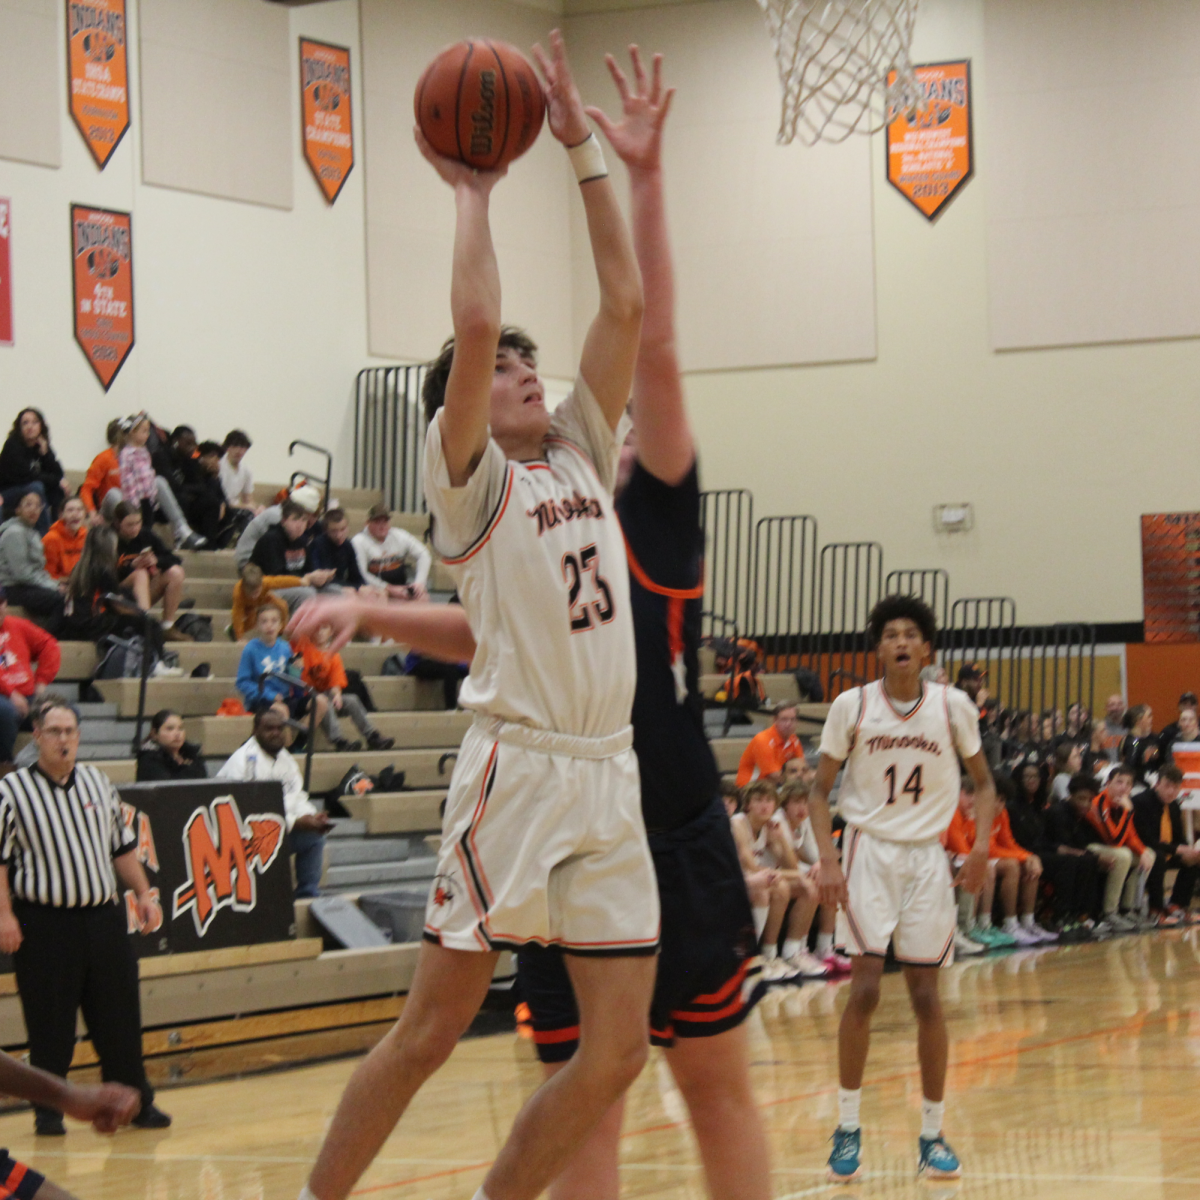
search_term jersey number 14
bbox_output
[884,764,924,805]
[563,545,614,633]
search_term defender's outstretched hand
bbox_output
[587,46,674,173]
[414,127,507,192]
[531,30,591,148]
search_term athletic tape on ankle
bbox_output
[567,133,608,184]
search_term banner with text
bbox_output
[71,204,133,389]
[1141,513,1200,644]
[67,0,130,169]
[116,781,295,958]
[886,60,973,221]
[0,200,11,347]
[300,38,354,203]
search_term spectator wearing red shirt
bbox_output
[0,588,61,763]
[735,702,802,786]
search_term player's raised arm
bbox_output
[288,595,477,661]
[414,130,506,486]
[591,47,692,485]
[534,30,643,431]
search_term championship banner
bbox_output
[300,38,354,203]
[885,60,973,221]
[116,781,296,958]
[71,204,133,389]
[67,0,130,169]
[1141,513,1200,643]
[0,199,11,347]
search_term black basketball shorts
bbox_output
[518,796,764,1062]
[0,1151,44,1199]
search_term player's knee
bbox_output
[909,984,942,1024]
[770,877,790,902]
[389,1008,466,1076]
[166,564,185,585]
[846,978,881,1015]
[580,1029,648,1095]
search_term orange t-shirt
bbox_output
[735,726,802,786]
[230,577,297,640]
[42,519,87,580]
[943,806,976,856]
[988,807,1029,861]
[291,635,348,694]
[78,447,121,512]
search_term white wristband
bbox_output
[567,133,608,185]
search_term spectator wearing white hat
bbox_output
[352,503,431,600]
[234,483,322,570]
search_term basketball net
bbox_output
[756,0,924,145]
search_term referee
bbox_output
[0,697,171,1135]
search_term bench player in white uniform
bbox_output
[298,33,656,1200]
[809,595,997,1183]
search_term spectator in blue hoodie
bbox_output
[236,606,300,717]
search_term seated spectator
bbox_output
[1118,704,1161,785]
[1062,702,1091,747]
[113,502,190,641]
[1165,707,1200,767]
[352,504,431,600]
[1050,741,1083,801]
[219,429,259,513]
[236,607,299,715]
[235,483,321,570]
[117,413,206,551]
[1158,692,1199,756]
[168,427,224,547]
[781,753,816,789]
[61,525,121,641]
[1100,693,1125,762]
[1085,764,1154,929]
[942,780,992,955]
[0,408,66,534]
[735,701,802,787]
[0,491,65,633]
[0,587,60,765]
[720,777,740,818]
[250,501,335,601]
[42,496,87,580]
[955,662,987,707]
[215,707,331,898]
[232,564,294,641]
[731,780,826,981]
[136,709,207,782]
[1133,763,1200,924]
[292,622,395,752]
[310,506,366,589]
[79,419,124,518]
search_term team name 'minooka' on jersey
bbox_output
[526,489,604,536]
[864,733,943,756]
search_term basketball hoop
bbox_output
[756,0,925,146]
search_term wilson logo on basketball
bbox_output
[471,70,498,157]
[171,797,286,937]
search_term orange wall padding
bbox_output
[1125,643,1200,722]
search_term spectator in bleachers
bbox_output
[1085,764,1154,929]
[943,779,1017,948]
[42,496,87,581]
[920,664,949,685]
[735,701,802,786]
[1165,706,1200,761]
[216,707,330,898]
[117,414,207,551]
[112,502,191,641]
[352,503,431,600]
[0,409,66,535]
[1157,692,1198,755]
[1119,704,1161,785]
[168,428,224,547]
[234,483,321,570]
[310,505,366,589]
[79,419,124,519]
[218,430,259,514]
[984,780,1050,944]
[1050,741,1084,801]
[235,607,297,717]
[1133,763,1200,924]
[0,587,60,766]
[291,622,395,752]
[955,662,986,705]
[0,491,65,633]
[1047,774,1117,927]
[231,564,292,641]
[250,501,335,601]
[61,525,120,641]
[136,710,207,782]
[1100,693,1125,762]
[781,753,816,790]
[1063,702,1090,747]
[720,777,740,818]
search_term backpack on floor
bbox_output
[95,634,159,680]
[174,612,213,642]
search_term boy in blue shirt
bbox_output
[236,606,298,716]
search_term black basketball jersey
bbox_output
[617,459,719,832]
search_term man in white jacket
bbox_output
[215,708,331,897]
[351,504,431,600]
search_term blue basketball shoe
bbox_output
[917,1133,962,1179]
[828,1126,862,1182]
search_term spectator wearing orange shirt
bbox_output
[944,782,1009,949]
[292,621,394,753]
[231,565,295,641]
[42,497,87,581]
[735,702,802,786]
[78,420,123,517]
[1086,763,1155,928]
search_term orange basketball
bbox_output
[415,39,546,172]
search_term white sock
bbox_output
[752,906,768,939]
[816,932,833,956]
[1020,913,1035,929]
[471,1188,491,1200]
[1003,916,1020,931]
[978,912,992,929]
[837,1086,861,1132]
[298,1187,320,1200]
[762,944,778,962]
[782,938,802,959]
[162,618,175,629]
[921,1097,945,1140]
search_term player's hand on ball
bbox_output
[816,856,847,908]
[954,847,988,895]
[531,30,590,148]
[62,1081,141,1133]
[587,46,674,173]
[413,127,506,192]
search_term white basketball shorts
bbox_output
[836,825,956,967]
[424,717,660,956]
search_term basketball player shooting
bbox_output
[297,30,656,1200]
[807,595,997,1183]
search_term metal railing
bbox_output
[885,568,951,640]
[354,365,427,513]
[699,489,754,640]
[1009,624,1096,729]
[288,440,332,511]
[750,515,818,665]
[944,597,1018,695]
[813,542,884,696]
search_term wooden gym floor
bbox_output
[2,932,1197,1200]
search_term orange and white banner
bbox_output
[67,0,130,168]
[300,38,354,203]
[0,199,11,347]
[886,60,973,221]
[71,204,134,390]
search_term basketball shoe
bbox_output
[917,1134,962,1179]
[828,1127,862,1182]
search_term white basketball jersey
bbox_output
[819,680,982,843]
[732,812,779,868]
[424,381,635,740]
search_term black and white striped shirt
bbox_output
[0,764,136,907]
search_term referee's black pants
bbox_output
[12,901,153,1120]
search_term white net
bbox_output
[756,0,924,145]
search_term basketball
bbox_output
[414,39,546,172]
